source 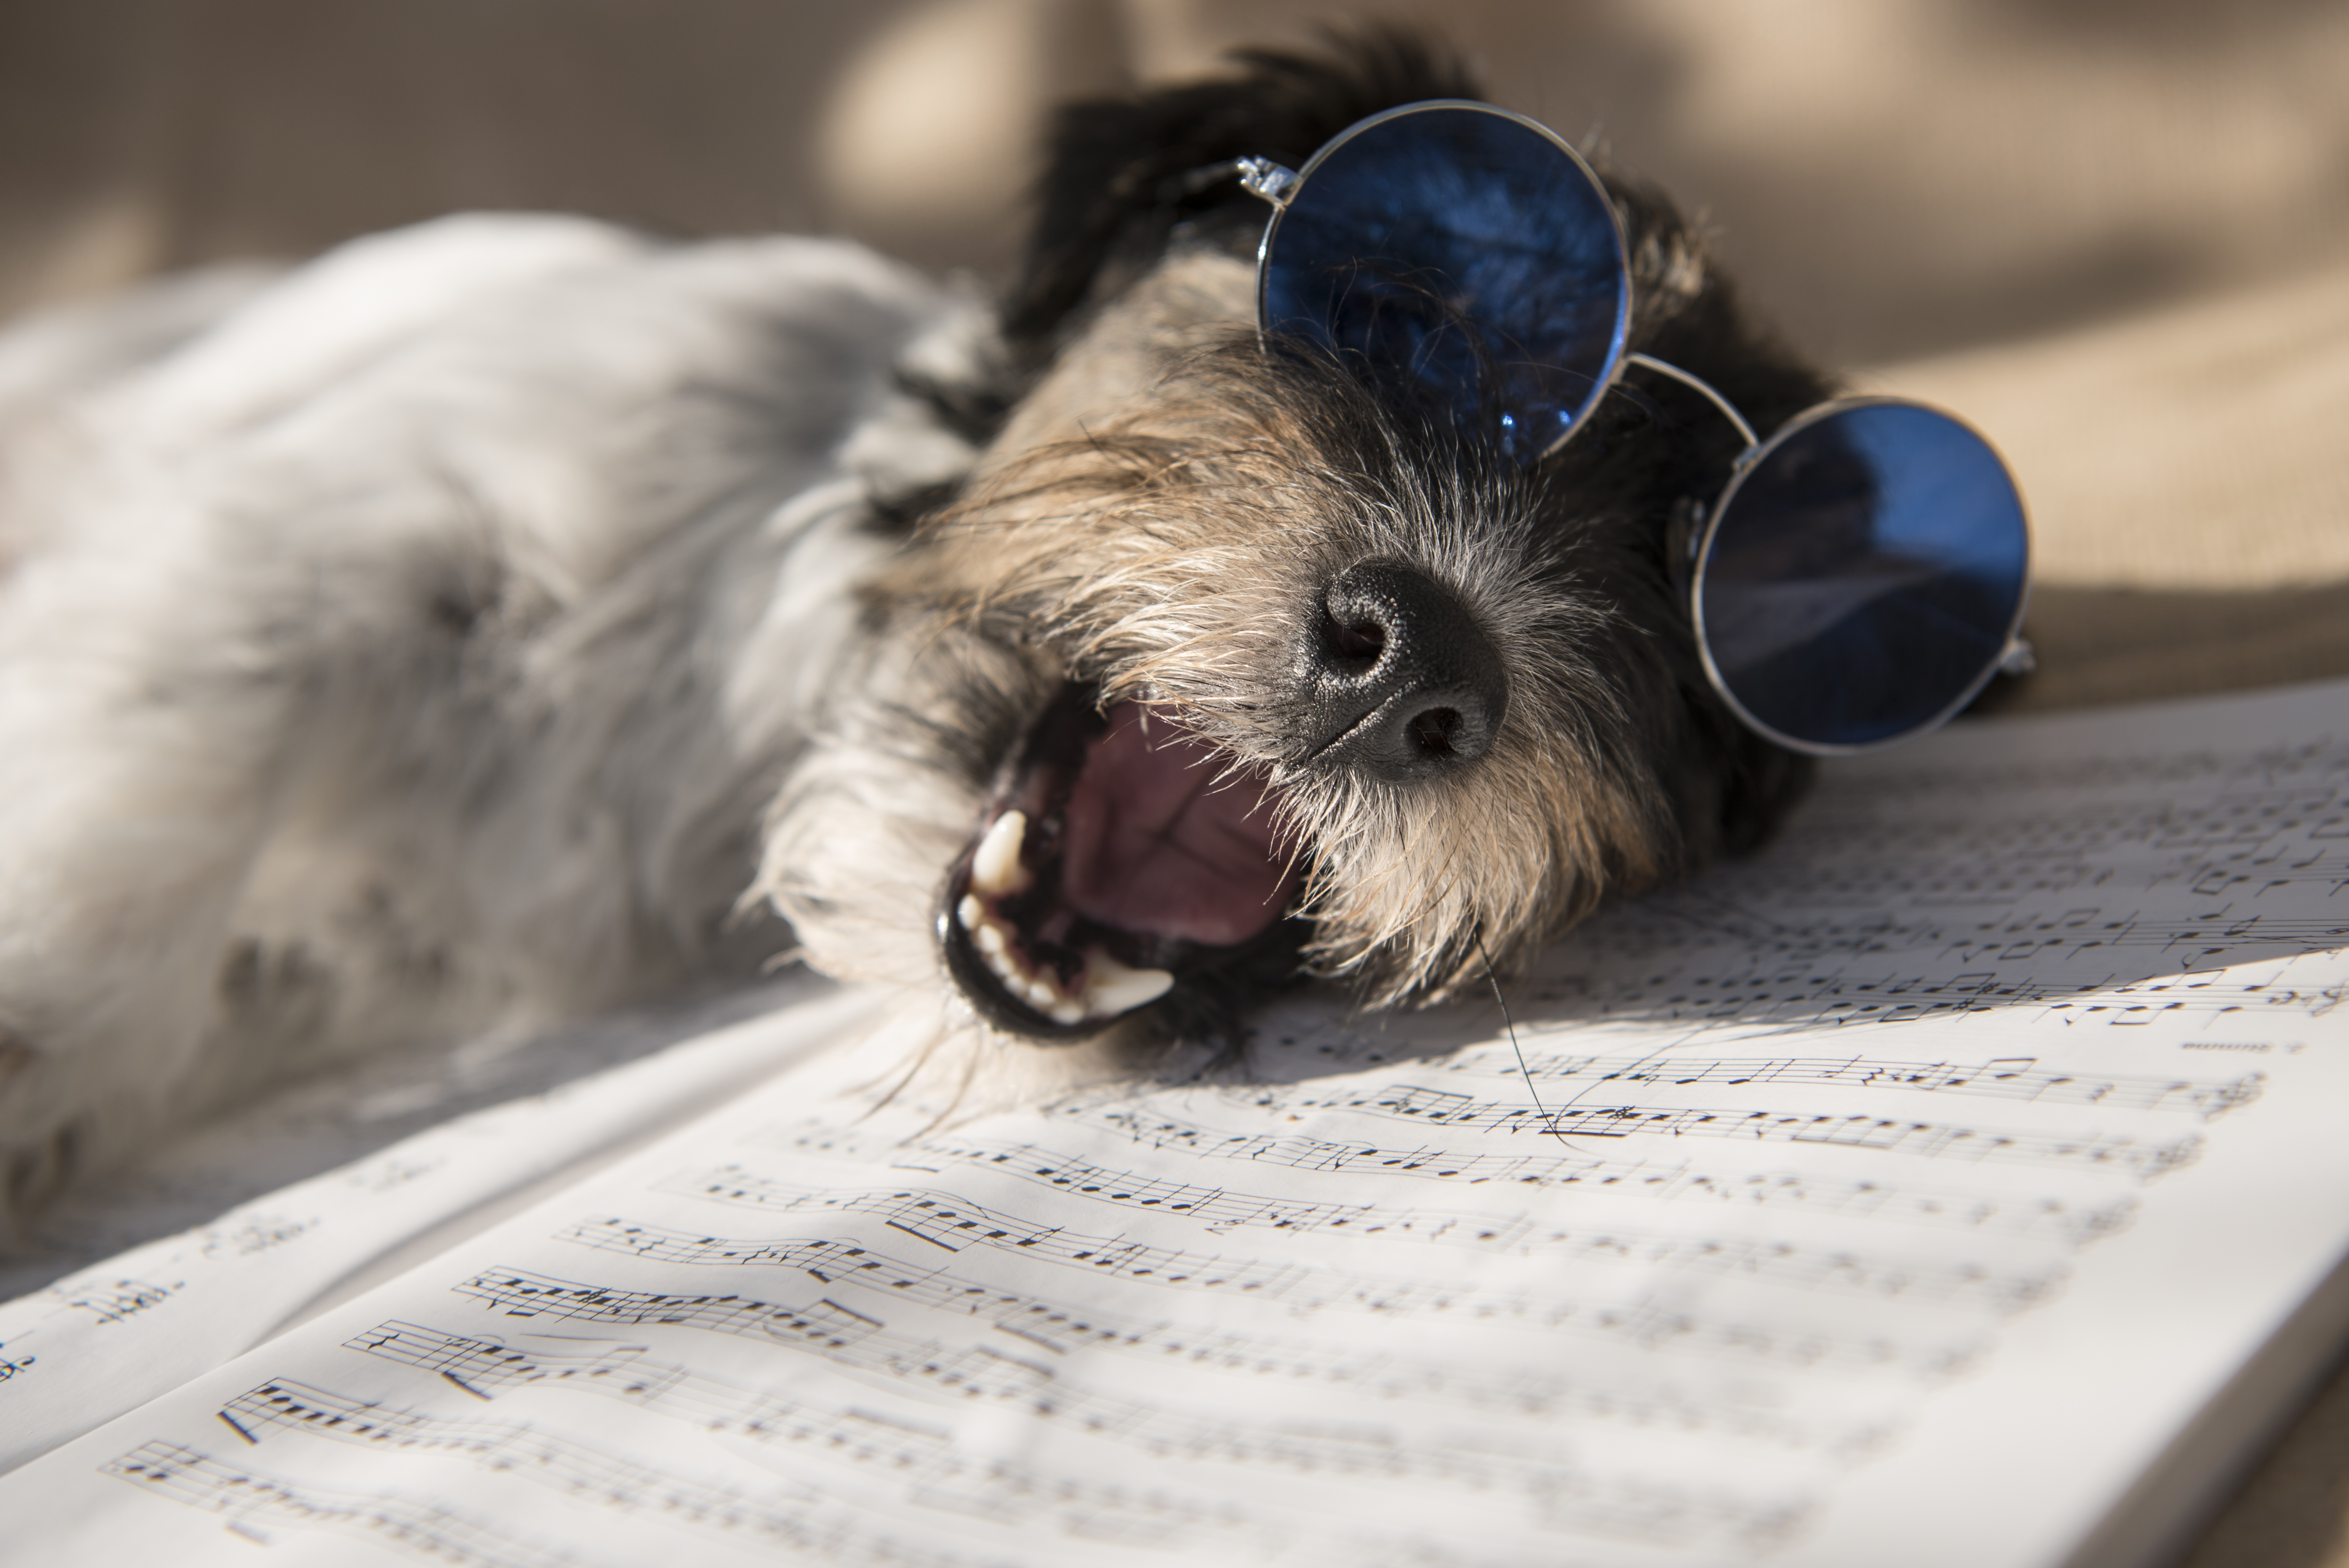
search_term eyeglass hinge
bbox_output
[1998,637,2038,677]
[1236,157,1301,206]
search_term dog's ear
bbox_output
[1003,27,1481,359]
[1712,723,1816,855]
[1659,690,1818,863]
[1608,177,1838,446]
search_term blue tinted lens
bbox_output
[1258,105,1628,463]
[1695,402,2028,751]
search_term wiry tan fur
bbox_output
[764,251,1679,1013]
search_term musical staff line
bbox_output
[1433,1052,2261,1121]
[103,1441,592,1568]
[438,1276,1774,1523]
[553,1216,1976,1436]
[355,1322,1805,1553]
[222,1375,1220,1556]
[1189,1082,2201,1177]
[673,1150,2056,1308]
[1533,936,2349,1033]
[496,1197,1975,1382]
[663,1166,2058,1325]
[1051,1101,2149,1241]
[1727,759,2349,878]
[770,1115,2138,1254]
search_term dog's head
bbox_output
[761,33,1821,1044]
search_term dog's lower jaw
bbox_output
[937,688,1305,1040]
[758,629,1314,1050]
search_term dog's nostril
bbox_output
[1409,707,1462,755]
[1298,559,1509,782]
[1325,614,1386,667]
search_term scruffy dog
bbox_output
[0,36,1823,1210]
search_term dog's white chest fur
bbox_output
[0,215,987,1199]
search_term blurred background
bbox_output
[4,0,2348,369]
[11,0,2344,707]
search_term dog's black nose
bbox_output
[1296,561,1509,781]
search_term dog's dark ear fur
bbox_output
[1004,27,1481,358]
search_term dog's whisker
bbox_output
[849,1008,954,1125]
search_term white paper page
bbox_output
[0,680,2343,1568]
[0,982,884,1474]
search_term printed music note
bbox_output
[218,1375,1249,1554]
[349,1316,1805,1549]
[594,1181,2057,1310]
[1043,1102,2139,1244]
[7,683,2346,1568]
[102,1441,591,1568]
[1198,1080,2203,1176]
[1430,1051,2263,1120]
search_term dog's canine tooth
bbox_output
[967,892,1166,1025]
[970,810,1032,896]
[966,744,1183,1023]
[1083,950,1174,1017]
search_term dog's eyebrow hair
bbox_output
[1473,928,1555,1140]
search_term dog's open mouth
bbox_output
[938,686,1303,1038]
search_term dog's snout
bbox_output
[1298,561,1508,781]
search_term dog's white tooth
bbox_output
[957,894,984,931]
[981,937,1017,982]
[1022,977,1057,1010]
[975,922,1006,957]
[1083,950,1174,1017]
[970,810,1032,895]
[1048,999,1084,1026]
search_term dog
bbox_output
[0,34,1825,1213]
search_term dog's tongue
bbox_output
[1061,704,1299,947]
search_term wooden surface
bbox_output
[2183,1348,2349,1568]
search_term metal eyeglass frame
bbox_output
[1213,100,2035,756]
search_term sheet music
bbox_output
[0,982,879,1473]
[1,679,2345,1568]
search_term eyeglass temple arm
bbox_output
[1173,157,1300,206]
[1621,352,1759,451]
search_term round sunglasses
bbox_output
[1219,100,2032,755]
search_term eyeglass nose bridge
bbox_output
[1621,353,1759,453]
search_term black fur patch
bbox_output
[1005,28,1483,358]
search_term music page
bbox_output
[0,980,877,1473]
[0,680,2344,1568]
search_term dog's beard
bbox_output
[768,337,1698,1041]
